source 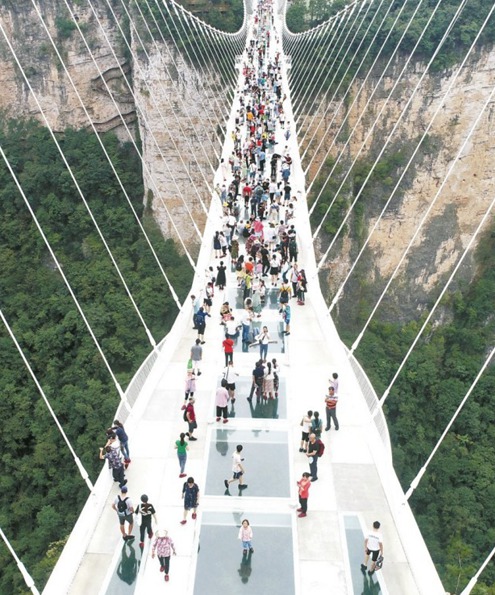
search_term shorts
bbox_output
[203,298,212,307]
[366,549,380,561]
[301,431,309,441]
[227,383,236,391]
[119,514,133,526]
[188,420,198,433]
[270,267,279,275]
[232,471,243,480]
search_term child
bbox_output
[238,519,254,554]
[151,529,176,582]
[297,473,311,518]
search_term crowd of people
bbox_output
[95,0,383,587]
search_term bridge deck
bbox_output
[44,2,445,594]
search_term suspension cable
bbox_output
[29,0,183,311]
[461,545,495,595]
[404,344,495,500]
[329,0,495,312]
[0,528,40,595]
[307,0,415,210]
[0,145,132,409]
[299,0,388,155]
[56,0,197,266]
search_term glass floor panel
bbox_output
[216,375,286,419]
[222,316,286,354]
[194,512,294,595]
[227,287,288,312]
[206,429,290,497]
[344,515,382,595]
[105,541,142,594]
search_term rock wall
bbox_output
[297,49,495,322]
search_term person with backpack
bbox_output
[112,485,135,541]
[279,280,291,305]
[306,433,325,482]
[194,307,210,344]
[135,494,157,549]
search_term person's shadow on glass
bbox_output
[215,429,229,456]
[238,550,253,584]
[361,573,381,595]
[117,542,139,585]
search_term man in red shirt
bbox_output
[297,472,311,517]
[222,336,234,366]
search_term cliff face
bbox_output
[0,0,133,135]
[1,2,493,299]
[298,49,495,323]
[0,0,226,250]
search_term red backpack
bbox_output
[317,440,325,457]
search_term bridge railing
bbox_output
[344,346,392,462]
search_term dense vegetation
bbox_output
[287,0,495,100]
[0,119,193,593]
[351,223,495,593]
[310,132,495,592]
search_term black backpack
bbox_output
[280,288,289,302]
[183,407,189,422]
[117,496,128,513]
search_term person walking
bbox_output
[182,368,196,410]
[175,433,189,478]
[223,335,235,366]
[112,485,135,541]
[135,494,157,549]
[299,410,313,452]
[324,386,339,431]
[361,521,384,576]
[224,444,248,491]
[296,472,311,517]
[216,260,227,290]
[181,477,200,525]
[238,519,254,554]
[190,339,203,376]
[223,360,239,402]
[195,307,210,344]
[306,433,324,482]
[216,379,230,423]
[185,397,198,441]
[152,529,176,582]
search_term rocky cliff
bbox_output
[298,49,495,324]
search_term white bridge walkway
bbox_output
[44,2,445,594]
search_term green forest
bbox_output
[0,119,193,593]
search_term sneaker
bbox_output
[298,512,307,518]
[239,484,248,489]
[192,513,197,520]
[160,565,165,572]
[224,479,229,489]
[189,436,197,441]
[368,569,375,576]
[197,371,202,376]
[165,575,169,582]
[231,398,236,404]
[325,427,330,431]
[296,508,303,512]
[127,535,135,541]
[216,417,221,422]
[298,448,304,453]
[360,564,367,574]
[243,548,247,555]
[223,418,229,423]
[120,479,128,487]
[179,473,187,478]
[201,341,205,345]
[180,520,187,525]
[139,541,144,549]
[249,547,254,553]
[310,477,318,482]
